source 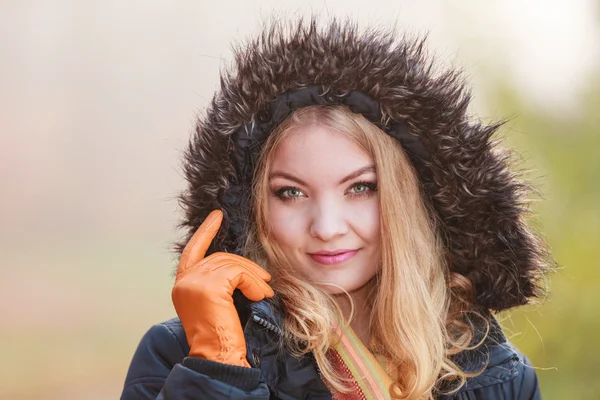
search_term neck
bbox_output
[333,281,375,345]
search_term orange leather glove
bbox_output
[172,210,274,367]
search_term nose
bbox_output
[309,199,349,242]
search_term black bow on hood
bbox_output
[176,19,551,312]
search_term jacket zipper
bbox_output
[250,313,308,348]
[251,313,284,336]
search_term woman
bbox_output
[121,20,550,399]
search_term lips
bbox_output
[308,249,359,265]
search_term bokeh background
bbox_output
[1,1,599,399]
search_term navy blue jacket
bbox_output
[121,300,540,399]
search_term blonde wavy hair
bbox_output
[245,105,486,399]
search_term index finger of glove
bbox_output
[178,210,223,278]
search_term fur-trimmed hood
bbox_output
[177,19,550,312]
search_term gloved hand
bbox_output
[172,210,274,367]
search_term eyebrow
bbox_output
[269,165,376,186]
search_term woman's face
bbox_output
[267,124,381,294]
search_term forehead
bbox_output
[270,124,374,179]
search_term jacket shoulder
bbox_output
[121,318,189,399]
[121,317,270,400]
[451,342,540,400]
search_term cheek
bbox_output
[267,199,306,250]
[351,198,380,244]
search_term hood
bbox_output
[176,19,551,312]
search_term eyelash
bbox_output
[273,181,378,202]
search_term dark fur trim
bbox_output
[176,19,551,311]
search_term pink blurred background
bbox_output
[1,1,598,399]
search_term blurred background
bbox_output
[1,1,598,399]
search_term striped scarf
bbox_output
[325,324,395,399]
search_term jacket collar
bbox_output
[243,298,520,395]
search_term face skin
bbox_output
[267,124,381,295]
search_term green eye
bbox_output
[275,187,306,200]
[348,182,377,196]
[285,188,302,197]
[353,183,368,193]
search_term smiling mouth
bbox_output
[308,250,359,265]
